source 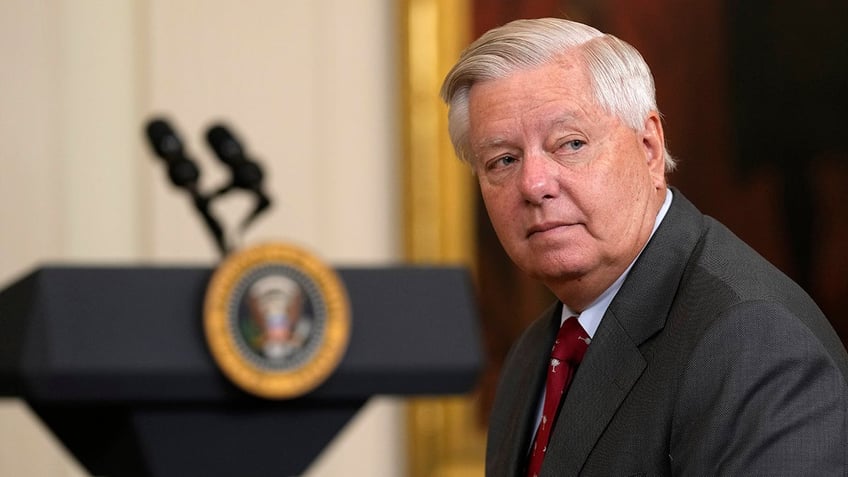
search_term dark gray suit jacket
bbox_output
[486,189,848,476]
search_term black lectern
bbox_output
[0,266,482,477]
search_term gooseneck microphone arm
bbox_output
[145,118,229,256]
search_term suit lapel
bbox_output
[541,189,705,474]
[542,309,647,475]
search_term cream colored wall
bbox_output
[0,0,403,475]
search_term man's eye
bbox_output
[489,155,518,169]
[563,139,585,151]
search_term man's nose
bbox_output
[518,152,558,205]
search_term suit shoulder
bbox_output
[686,216,816,315]
[675,218,848,379]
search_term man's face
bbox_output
[466,52,666,303]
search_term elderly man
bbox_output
[441,18,848,476]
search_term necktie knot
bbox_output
[551,316,590,363]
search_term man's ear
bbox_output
[642,113,666,186]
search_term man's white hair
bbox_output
[440,17,676,171]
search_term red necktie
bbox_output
[525,317,590,477]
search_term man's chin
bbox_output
[524,262,588,284]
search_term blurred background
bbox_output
[1,0,845,476]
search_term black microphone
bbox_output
[206,124,263,190]
[144,117,228,255]
[145,118,199,188]
[205,123,272,231]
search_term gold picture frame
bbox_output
[399,1,485,475]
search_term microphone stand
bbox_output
[188,185,229,256]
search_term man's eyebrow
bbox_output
[474,137,511,151]
[550,112,580,127]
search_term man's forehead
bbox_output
[472,110,584,138]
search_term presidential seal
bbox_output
[203,242,350,399]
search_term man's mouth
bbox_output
[527,221,571,238]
